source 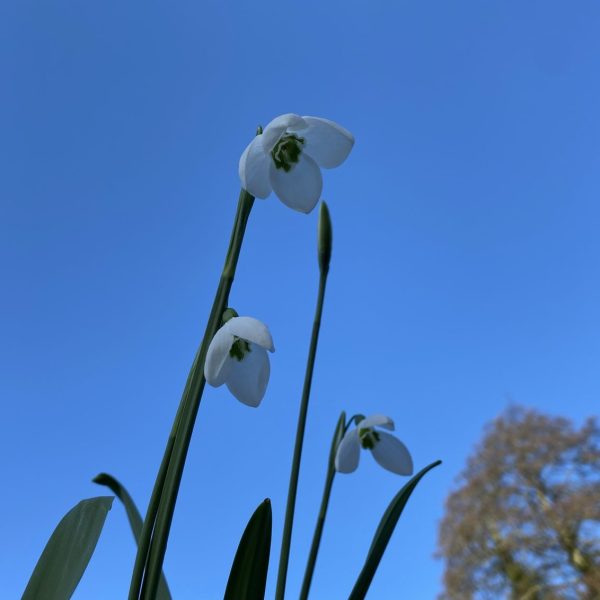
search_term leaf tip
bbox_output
[92,473,108,485]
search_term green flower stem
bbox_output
[129,189,255,600]
[299,412,346,600]
[275,267,329,600]
[128,435,174,599]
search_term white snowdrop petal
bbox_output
[261,114,308,153]
[269,154,323,214]
[335,429,360,473]
[360,414,395,431]
[226,316,274,352]
[225,344,270,407]
[239,137,272,199]
[204,327,235,387]
[371,432,413,475]
[300,117,354,169]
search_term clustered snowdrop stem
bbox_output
[20,115,445,600]
[299,412,346,600]
[130,187,256,600]
[275,202,332,600]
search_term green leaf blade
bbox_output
[93,473,143,539]
[22,496,113,600]
[224,498,272,600]
[93,472,171,600]
[349,460,442,600]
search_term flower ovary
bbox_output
[229,337,251,361]
[358,427,380,450]
[222,307,239,324]
[271,133,305,172]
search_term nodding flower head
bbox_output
[335,414,413,475]
[204,316,275,407]
[239,114,354,214]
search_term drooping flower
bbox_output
[239,114,354,214]
[335,414,413,475]
[204,316,275,407]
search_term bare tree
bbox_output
[437,406,600,600]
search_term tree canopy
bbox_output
[437,406,600,599]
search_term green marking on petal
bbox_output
[229,337,251,361]
[358,427,380,450]
[271,133,305,172]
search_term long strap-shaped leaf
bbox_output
[224,499,272,600]
[348,460,442,600]
[22,496,113,600]
[93,473,171,600]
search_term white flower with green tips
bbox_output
[335,414,413,475]
[239,113,354,214]
[204,316,274,407]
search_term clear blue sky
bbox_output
[2,1,599,598]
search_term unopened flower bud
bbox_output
[318,201,332,274]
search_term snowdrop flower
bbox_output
[204,316,274,407]
[239,114,354,214]
[335,414,413,475]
